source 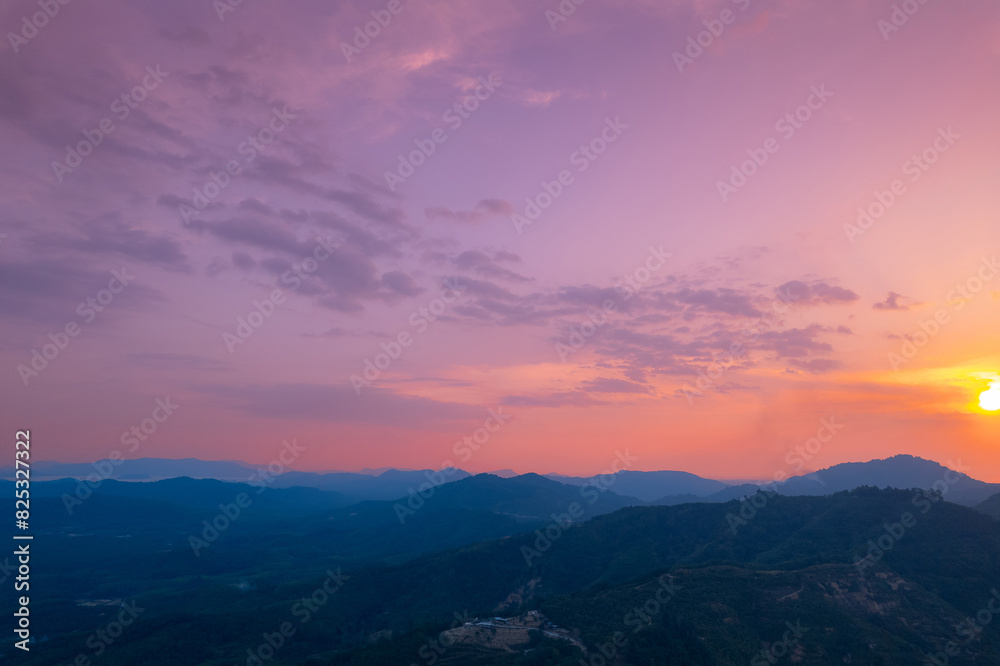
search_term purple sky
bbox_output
[2,0,1000,479]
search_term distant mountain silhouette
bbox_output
[977,491,1000,519]
[0,457,256,481]
[268,467,472,500]
[486,468,519,478]
[548,469,729,501]
[6,454,997,508]
[693,455,998,507]
[403,472,643,520]
[8,471,644,567]
[18,476,354,514]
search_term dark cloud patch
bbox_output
[670,288,761,317]
[185,66,256,106]
[29,216,189,271]
[493,250,521,263]
[469,298,553,326]
[556,285,627,310]
[157,193,225,218]
[776,280,858,306]
[624,367,647,383]
[238,198,274,215]
[425,198,515,224]
[184,210,422,310]
[476,199,515,216]
[502,392,603,408]
[449,277,518,301]
[0,260,166,327]
[312,212,401,257]
[248,155,407,227]
[232,251,257,271]
[381,270,424,297]
[873,291,913,311]
[196,217,302,254]
[453,250,531,282]
[757,325,833,358]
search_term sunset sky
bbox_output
[2,0,999,480]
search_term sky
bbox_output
[2,0,999,480]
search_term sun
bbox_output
[979,385,1000,411]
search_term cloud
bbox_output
[425,199,515,224]
[452,250,531,282]
[873,291,915,311]
[0,260,166,326]
[775,280,859,306]
[380,270,424,297]
[29,215,190,271]
[180,207,425,311]
[757,325,834,358]
[502,391,604,408]
[232,251,257,271]
[517,89,562,107]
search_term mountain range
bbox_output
[10,467,1000,665]
[8,453,999,507]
